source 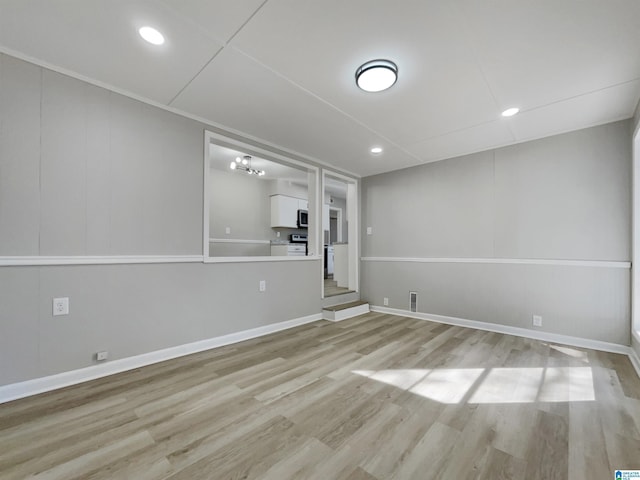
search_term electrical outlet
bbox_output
[383,297,389,306]
[53,297,69,316]
[259,280,266,292]
[276,231,280,238]
[225,227,231,234]
[533,315,542,327]
[366,227,373,235]
[96,351,108,361]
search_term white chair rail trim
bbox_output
[361,256,630,269]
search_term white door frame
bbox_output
[321,170,359,298]
[632,122,640,342]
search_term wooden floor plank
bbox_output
[1,313,639,479]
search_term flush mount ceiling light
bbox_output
[501,107,520,117]
[370,146,383,154]
[139,26,165,45]
[356,59,398,92]
[230,155,265,176]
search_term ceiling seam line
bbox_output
[407,76,640,147]
[406,113,634,168]
[229,46,423,163]
[224,0,270,46]
[408,119,502,145]
[451,3,507,115]
[167,46,224,106]
[517,77,640,115]
[460,11,519,142]
[167,0,270,106]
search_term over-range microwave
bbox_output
[297,209,308,228]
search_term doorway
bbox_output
[323,173,358,298]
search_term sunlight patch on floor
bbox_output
[410,368,484,404]
[548,344,589,361]
[469,367,542,404]
[352,366,595,404]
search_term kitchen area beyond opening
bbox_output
[204,130,359,301]
[205,134,319,261]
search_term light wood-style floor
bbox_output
[1,312,640,479]
[324,277,353,297]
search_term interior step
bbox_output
[322,300,370,322]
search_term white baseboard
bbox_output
[323,303,370,322]
[371,306,631,356]
[630,347,640,379]
[0,312,323,404]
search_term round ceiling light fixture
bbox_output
[356,59,398,92]
[370,146,383,154]
[139,26,165,45]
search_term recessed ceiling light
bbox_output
[139,26,165,45]
[356,60,398,92]
[501,107,520,117]
[370,146,383,154]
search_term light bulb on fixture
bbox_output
[228,155,265,176]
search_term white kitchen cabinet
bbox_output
[270,195,299,228]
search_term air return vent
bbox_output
[409,291,417,313]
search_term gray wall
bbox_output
[0,53,322,386]
[210,169,272,241]
[0,54,203,256]
[209,169,273,256]
[362,121,632,345]
[0,261,318,385]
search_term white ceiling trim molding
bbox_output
[0,46,361,180]
[361,256,630,269]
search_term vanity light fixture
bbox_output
[501,107,520,117]
[356,59,398,92]
[229,155,265,176]
[139,26,165,45]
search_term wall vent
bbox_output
[409,291,417,312]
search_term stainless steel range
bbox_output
[289,234,308,256]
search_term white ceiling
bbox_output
[1,0,639,177]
